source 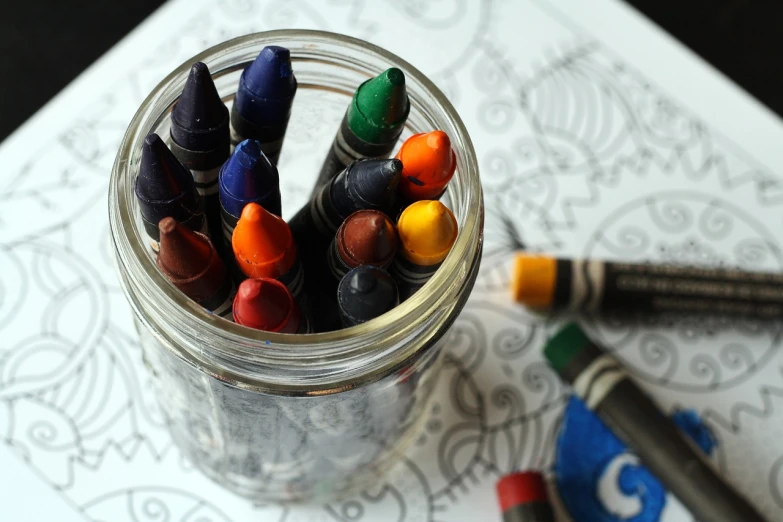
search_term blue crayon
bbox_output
[218,139,281,245]
[230,46,297,165]
[134,133,206,252]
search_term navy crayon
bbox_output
[169,62,230,238]
[337,266,400,327]
[219,139,281,245]
[230,46,297,164]
[135,133,206,252]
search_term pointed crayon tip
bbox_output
[233,278,299,332]
[337,266,399,326]
[221,139,279,199]
[171,63,229,151]
[243,46,297,99]
[397,200,458,266]
[136,133,193,201]
[232,202,296,279]
[346,158,402,208]
[157,217,212,280]
[337,210,398,267]
[543,323,592,374]
[496,472,550,512]
[397,131,456,200]
[354,68,409,128]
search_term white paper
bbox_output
[2,0,782,520]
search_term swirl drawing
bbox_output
[1,0,782,520]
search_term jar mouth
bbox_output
[109,30,483,390]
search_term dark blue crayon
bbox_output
[337,266,400,327]
[230,46,297,165]
[134,133,206,252]
[169,62,230,238]
[219,139,281,246]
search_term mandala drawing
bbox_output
[2,0,782,520]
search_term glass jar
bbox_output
[109,30,483,502]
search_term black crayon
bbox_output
[169,62,230,239]
[337,266,400,327]
[135,133,206,252]
[288,158,401,269]
[512,253,783,319]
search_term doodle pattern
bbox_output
[2,0,783,520]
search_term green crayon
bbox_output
[312,68,410,194]
[545,323,767,522]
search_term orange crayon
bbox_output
[396,130,456,201]
[391,200,458,299]
[232,202,304,300]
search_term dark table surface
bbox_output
[1,1,781,142]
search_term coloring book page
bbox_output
[2,0,782,520]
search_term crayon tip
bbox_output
[346,158,402,209]
[221,139,279,199]
[157,217,212,280]
[337,266,399,326]
[136,133,193,201]
[543,323,592,374]
[356,68,408,125]
[496,471,550,512]
[233,278,299,333]
[397,200,458,266]
[232,202,296,279]
[511,254,557,308]
[171,62,229,150]
[350,68,410,143]
[338,210,398,267]
[243,46,297,99]
[397,131,457,200]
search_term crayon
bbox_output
[135,133,206,252]
[156,217,234,319]
[233,278,310,333]
[288,158,401,261]
[391,200,458,300]
[325,210,398,297]
[169,62,230,238]
[232,202,304,301]
[496,471,554,522]
[219,139,281,245]
[395,130,456,201]
[337,266,399,327]
[512,253,783,319]
[545,323,767,522]
[230,46,297,164]
[312,68,410,192]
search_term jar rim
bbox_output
[109,29,483,392]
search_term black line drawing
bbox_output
[2,0,782,520]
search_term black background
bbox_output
[1,1,781,141]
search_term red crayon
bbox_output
[496,471,554,522]
[233,278,309,333]
[156,217,234,319]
